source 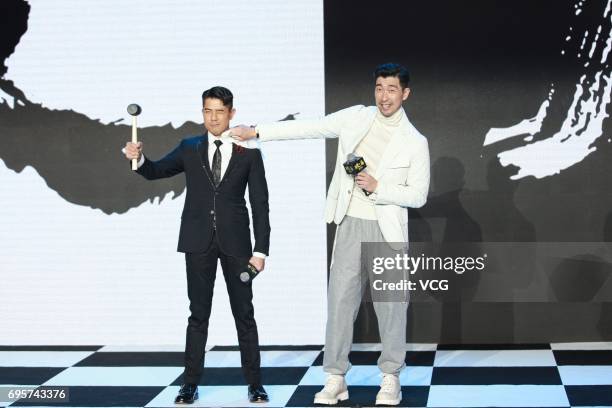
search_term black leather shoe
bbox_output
[175,383,198,404]
[248,384,269,403]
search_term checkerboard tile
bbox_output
[1,343,611,407]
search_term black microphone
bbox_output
[239,263,260,283]
[343,153,372,196]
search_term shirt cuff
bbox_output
[252,252,267,259]
[137,154,145,168]
[243,138,261,150]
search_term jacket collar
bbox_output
[196,132,242,189]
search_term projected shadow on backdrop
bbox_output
[324,0,612,342]
[0,0,297,215]
[484,0,612,179]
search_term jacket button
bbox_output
[347,189,351,194]
[210,210,214,215]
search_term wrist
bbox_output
[252,251,267,259]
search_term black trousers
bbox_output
[182,233,261,385]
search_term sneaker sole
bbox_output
[375,391,402,406]
[313,390,349,405]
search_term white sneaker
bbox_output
[375,373,401,406]
[313,374,349,405]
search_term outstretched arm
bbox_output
[230,105,365,142]
[124,140,185,180]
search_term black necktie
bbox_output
[212,139,223,186]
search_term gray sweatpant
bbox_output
[323,216,408,375]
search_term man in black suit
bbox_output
[123,86,270,404]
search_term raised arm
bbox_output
[123,140,185,180]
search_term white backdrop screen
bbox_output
[0,0,327,346]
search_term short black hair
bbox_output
[201,86,233,109]
[374,63,410,89]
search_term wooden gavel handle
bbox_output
[131,115,138,170]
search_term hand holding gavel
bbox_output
[126,103,142,170]
[123,141,143,162]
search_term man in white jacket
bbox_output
[231,63,430,406]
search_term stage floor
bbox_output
[1,342,611,407]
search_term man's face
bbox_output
[203,97,235,136]
[374,75,410,117]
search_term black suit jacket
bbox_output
[136,134,270,257]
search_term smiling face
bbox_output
[374,75,410,117]
[203,97,235,136]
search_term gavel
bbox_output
[127,103,142,170]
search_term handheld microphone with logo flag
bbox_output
[343,153,372,196]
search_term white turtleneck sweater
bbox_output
[346,107,404,220]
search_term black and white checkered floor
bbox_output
[1,343,612,407]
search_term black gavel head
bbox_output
[127,103,142,116]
